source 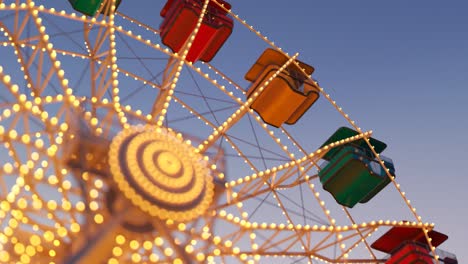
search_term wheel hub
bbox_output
[108,125,215,222]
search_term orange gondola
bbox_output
[244,48,319,127]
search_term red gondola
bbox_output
[160,0,233,63]
[371,226,448,254]
[386,242,432,264]
[372,226,457,264]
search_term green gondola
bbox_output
[68,0,121,16]
[318,127,395,208]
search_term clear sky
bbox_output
[1,0,467,262]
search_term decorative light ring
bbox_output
[109,125,215,222]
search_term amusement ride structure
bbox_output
[0,0,458,263]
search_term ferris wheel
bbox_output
[0,0,458,263]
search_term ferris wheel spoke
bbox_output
[83,20,110,57]
[185,63,244,106]
[176,89,239,105]
[115,11,160,35]
[1,40,90,60]
[223,131,373,202]
[0,10,15,22]
[222,153,289,162]
[342,207,378,260]
[215,131,377,246]
[213,214,420,263]
[204,62,246,94]
[186,66,222,126]
[150,56,180,118]
[219,167,316,210]
[151,0,213,124]
[274,190,328,224]
[168,105,237,124]
[245,114,268,169]
[115,31,159,82]
[233,191,327,227]
[105,63,164,102]
[225,134,290,160]
[41,15,90,53]
[198,53,299,152]
[12,8,30,40]
[26,5,74,101]
[281,126,379,259]
[0,21,42,96]
[265,189,312,260]
[82,23,115,103]
[106,62,242,133]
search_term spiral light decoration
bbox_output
[109,125,215,222]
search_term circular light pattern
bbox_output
[108,125,215,222]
